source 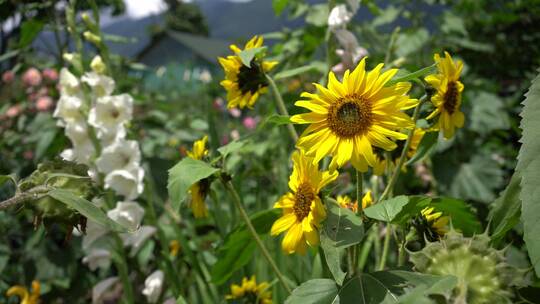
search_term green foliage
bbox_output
[517,69,540,276]
[323,199,364,248]
[489,172,521,242]
[19,19,44,48]
[238,47,267,67]
[364,196,409,222]
[285,279,338,304]
[167,157,220,212]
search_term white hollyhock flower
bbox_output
[59,68,80,96]
[96,125,127,147]
[333,29,368,73]
[142,270,164,303]
[107,201,145,231]
[96,139,141,174]
[88,94,133,131]
[64,122,96,164]
[54,95,84,124]
[92,277,118,304]
[105,167,144,200]
[328,4,352,29]
[122,226,156,253]
[82,72,115,97]
[82,248,111,270]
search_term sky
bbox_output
[124,0,254,19]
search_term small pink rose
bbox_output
[22,68,42,87]
[242,116,258,130]
[36,96,53,111]
[2,71,15,83]
[42,68,58,82]
[6,105,21,118]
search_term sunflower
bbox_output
[7,280,40,304]
[361,190,374,210]
[291,58,418,172]
[372,128,426,175]
[225,276,272,304]
[218,36,278,109]
[187,136,210,218]
[420,207,449,240]
[271,150,338,255]
[425,51,465,139]
[337,194,357,212]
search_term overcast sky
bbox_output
[124,0,254,19]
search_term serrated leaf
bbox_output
[364,196,409,222]
[167,158,220,212]
[324,199,364,248]
[238,47,266,67]
[469,92,510,134]
[274,64,319,80]
[405,131,438,166]
[489,172,521,241]
[285,279,338,304]
[518,68,540,276]
[211,209,279,284]
[48,188,127,232]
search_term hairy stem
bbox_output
[222,178,292,294]
[0,186,49,211]
[378,224,392,271]
[266,74,299,142]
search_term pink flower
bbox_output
[36,96,53,111]
[228,108,241,118]
[23,150,34,160]
[6,105,21,118]
[22,68,42,87]
[42,68,58,82]
[242,116,258,130]
[2,71,15,83]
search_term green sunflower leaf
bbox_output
[274,64,320,80]
[265,114,292,125]
[48,188,128,232]
[430,197,481,236]
[386,64,436,87]
[238,46,267,67]
[167,157,220,212]
[405,131,439,166]
[285,279,338,304]
[323,198,364,248]
[364,195,409,222]
[517,68,540,277]
[488,172,521,242]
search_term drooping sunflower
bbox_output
[336,194,357,213]
[7,280,41,304]
[225,276,272,304]
[419,206,449,240]
[425,51,465,139]
[271,150,338,255]
[361,190,374,210]
[187,136,210,218]
[218,36,278,109]
[372,128,426,176]
[291,57,418,172]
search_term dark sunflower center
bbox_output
[237,60,268,94]
[443,81,459,114]
[328,95,373,138]
[234,290,261,304]
[293,182,315,220]
[197,178,211,199]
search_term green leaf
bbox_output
[0,175,16,188]
[176,295,189,304]
[446,37,493,52]
[372,6,400,27]
[489,172,521,241]
[265,114,292,125]
[405,131,438,166]
[431,197,482,235]
[320,230,346,285]
[19,20,44,48]
[48,188,127,232]
[0,49,19,63]
[238,47,267,67]
[167,158,220,212]
[395,29,429,58]
[364,196,409,222]
[211,209,280,284]
[392,196,432,226]
[386,64,436,87]
[35,129,58,160]
[305,4,329,27]
[217,139,248,158]
[285,279,338,304]
[469,92,510,134]
[274,64,319,80]
[272,0,288,16]
[517,68,540,276]
[323,199,364,248]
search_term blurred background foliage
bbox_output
[0,0,537,302]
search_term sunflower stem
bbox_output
[351,170,363,275]
[378,224,392,271]
[266,74,299,142]
[222,178,292,294]
[378,95,427,203]
[384,27,401,66]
